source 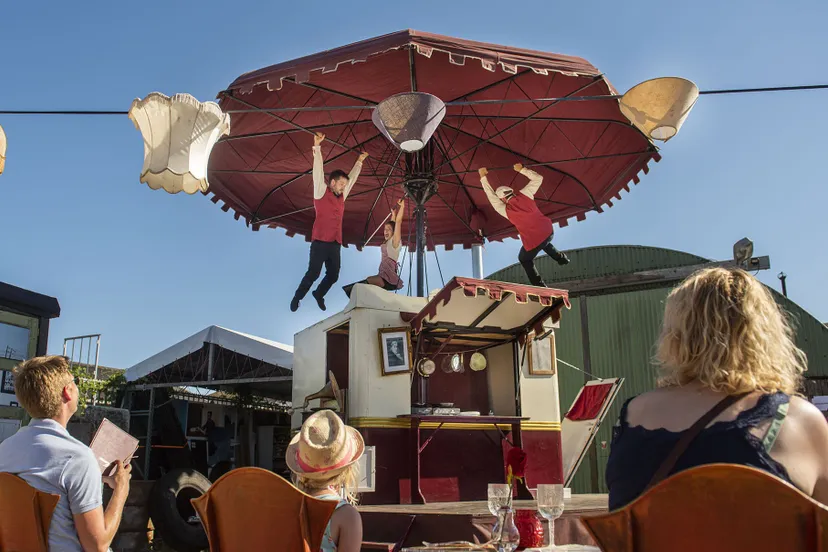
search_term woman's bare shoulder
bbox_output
[787,396,828,432]
[332,503,361,524]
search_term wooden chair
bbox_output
[0,473,60,552]
[582,464,828,552]
[191,467,338,552]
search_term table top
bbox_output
[358,495,609,516]
[397,415,529,424]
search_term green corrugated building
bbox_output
[487,245,828,494]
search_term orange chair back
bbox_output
[582,464,828,552]
[0,473,60,552]
[191,467,338,552]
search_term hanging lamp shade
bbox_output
[619,77,699,142]
[128,92,231,194]
[0,124,6,175]
[371,92,446,152]
[469,352,487,372]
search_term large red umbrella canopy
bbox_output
[208,30,660,250]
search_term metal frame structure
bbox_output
[124,336,292,480]
[63,333,101,404]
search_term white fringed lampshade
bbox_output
[128,92,231,194]
[0,124,6,175]
[372,92,446,152]
[619,77,699,142]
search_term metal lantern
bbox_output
[0,124,6,175]
[619,77,699,142]
[128,92,231,194]
[418,359,436,377]
[371,92,446,152]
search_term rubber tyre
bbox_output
[149,468,211,552]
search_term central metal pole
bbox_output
[416,205,426,297]
[471,244,483,279]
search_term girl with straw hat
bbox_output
[288,410,365,552]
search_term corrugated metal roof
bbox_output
[489,245,828,492]
[489,245,709,289]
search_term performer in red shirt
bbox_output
[479,164,570,287]
[291,132,368,312]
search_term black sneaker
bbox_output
[556,252,570,266]
[290,296,300,312]
[312,290,326,311]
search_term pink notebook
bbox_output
[89,418,140,477]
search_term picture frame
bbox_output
[377,327,413,376]
[357,445,376,492]
[528,331,557,376]
[1,370,14,394]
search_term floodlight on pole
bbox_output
[733,237,754,266]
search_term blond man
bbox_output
[0,356,131,552]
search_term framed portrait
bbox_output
[377,327,412,376]
[1,370,14,394]
[528,331,557,376]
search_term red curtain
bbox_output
[566,384,613,421]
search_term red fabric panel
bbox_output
[408,277,570,333]
[566,384,613,421]
[228,30,602,94]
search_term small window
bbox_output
[0,323,30,361]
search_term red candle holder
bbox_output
[514,509,544,550]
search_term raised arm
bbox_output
[479,167,508,218]
[343,151,368,200]
[392,198,405,249]
[312,133,326,200]
[515,163,543,199]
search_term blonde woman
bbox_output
[606,268,828,509]
[287,410,363,552]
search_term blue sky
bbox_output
[1,0,826,369]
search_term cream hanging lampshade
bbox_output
[0,124,6,175]
[129,92,231,194]
[619,77,699,141]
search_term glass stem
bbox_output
[548,519,555,548]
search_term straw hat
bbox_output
[495,186,514,200]
[286,410,364,480]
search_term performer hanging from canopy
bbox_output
[343,198,406,298]
[291,132,368,312]
[479,164,570,287]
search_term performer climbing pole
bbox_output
[291,132,368,312]
[479,164,570,287]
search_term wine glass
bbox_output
[487,483,511,516]
[537,484,564,550]
[492,507,521,552]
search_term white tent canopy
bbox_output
[125,325,293,383]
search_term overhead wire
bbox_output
[2,83,827,116]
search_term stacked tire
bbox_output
[149,469,211,552]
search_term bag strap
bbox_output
[645,392,750,491]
